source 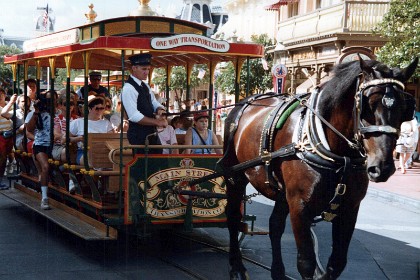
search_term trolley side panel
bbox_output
[124,154,226,225]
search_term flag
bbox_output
[43,4,49,31]
[197,69,206,79]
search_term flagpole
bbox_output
[46,4,50,90]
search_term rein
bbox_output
[295,93,362,151]
[164,93,284,117]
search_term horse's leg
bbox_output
[290,210,317,279]
[269,195,289,280]
[226,175,248,280]
[320,206,360,280]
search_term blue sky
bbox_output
[0,0,225,38]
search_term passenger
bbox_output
[109,95,128,133]
[26,78,37,104]
[0,88,14,189]
[70,90,83,117]
[76,71,110,100]
[69,95,114,166]
[1,94,31,152]
[25,90,57,210]
[103,97,113,121]
[183,111,222,155]
[52,98,78,162]
[25,79,38,152]
[121,53,167,154]
[156,114,178,154]
[171,116,184,134]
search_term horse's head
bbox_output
[357,57,418,182]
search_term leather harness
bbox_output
[189,77,413,222]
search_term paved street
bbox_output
[0,161,419,280]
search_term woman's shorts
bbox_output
[52,144,65,160]
[33,145,52,156]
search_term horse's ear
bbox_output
[358,54,374,75]
[394,57,418,82]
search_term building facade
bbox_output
[267,0,417,106]
[215,0,278,42]
[0,29,28,49]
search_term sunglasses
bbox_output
[91,78,101,81]
[94,107,105,111]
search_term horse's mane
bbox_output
[318,59,386,115]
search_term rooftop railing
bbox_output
[277,1,390,45]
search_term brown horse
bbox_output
[220,58,418,279]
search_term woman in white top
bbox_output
[396,119,417,173]
[69,95,114,165]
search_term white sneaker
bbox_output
[69,179,76,194]
[40,198,51,210]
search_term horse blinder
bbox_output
[381,85,396,108]
[357,79,409,137]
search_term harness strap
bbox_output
[296,92,361,151]
[259,95,308,187]
[311,156,351,223]
[359,125,399,134]
[218,93,286,173]
[189,143,297,186]
[259,98,288,187]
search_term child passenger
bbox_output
[183,111,222,155]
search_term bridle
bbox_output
[353,77,408,143]
[295,75,413,161]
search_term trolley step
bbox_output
[0,184,118,241]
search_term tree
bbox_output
[374,0,420,79]
[215,34,274,97]
[152,64,209,100]
[0,45,22,91]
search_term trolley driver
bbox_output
[121,53,167,154]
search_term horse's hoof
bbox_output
[230,270,250,280]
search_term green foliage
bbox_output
[152,64,209,100]
[215,62,235,94]
[0,45,22,85]
[374,0,420,78]
[215,34,274,96]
